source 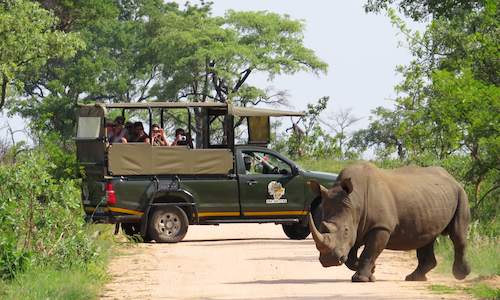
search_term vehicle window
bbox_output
[242,151,292,175]
[77,117,101,138]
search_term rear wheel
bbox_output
[122,223,149,242]
[148,206,189,243]
[122,223,140,236]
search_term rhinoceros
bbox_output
[308,162,471,282]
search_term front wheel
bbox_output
[282,207,322,240]
[282,222,310,240]
[148,206,189,243]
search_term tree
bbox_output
[273,96,339,159]
[147,4,328,145]
[322,108,361,159]
[350,107,407,160]
[0,0,83,111]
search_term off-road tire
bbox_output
[282,222,310,240]
[282,206,322,240]
[148,206,189,243]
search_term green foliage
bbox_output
[0,0,84,110]
[0,150,101,280]
[364,0,484,21]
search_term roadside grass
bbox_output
[433,221,499,299]
[434,236,499,277]
[1,264,106,300]
[430,283,500,299]
[429,284,458,294]
[464,283,500,299]
[296,158,353,174]
[0,224,115,300]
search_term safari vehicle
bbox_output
[76,101,336,242]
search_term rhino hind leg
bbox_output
[449,188,471,280]
[405,240,437,281]
[449,226,471,280]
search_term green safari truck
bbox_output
[76,101,336,242]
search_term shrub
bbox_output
[0,151,99,280]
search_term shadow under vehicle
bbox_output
[76,102,336,242]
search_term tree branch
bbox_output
[137,64,159,102]
[475,184,500,210]
[232,68,252,93]
[178,92,216,100]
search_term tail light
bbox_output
[106,182,117,205]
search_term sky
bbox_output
[208,0,422,131]
[0,0,423,143]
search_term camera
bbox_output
[179,135,187,142]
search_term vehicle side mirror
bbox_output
[291,166,299,176]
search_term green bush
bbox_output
[0,151,100,280]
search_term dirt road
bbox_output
[101,224,470,300]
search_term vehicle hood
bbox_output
[301,170,337,186]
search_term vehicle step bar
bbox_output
[201,218,299,224]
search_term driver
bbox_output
[243,154,257,174]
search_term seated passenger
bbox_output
[151,124,168,146]
[108,116,127,143]
[171,128,192,147]
[130,121,150,143]
[124,121,135,141]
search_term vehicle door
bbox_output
[76,105,107,209]
[237,148,305,217]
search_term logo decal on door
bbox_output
[267,181,287,204]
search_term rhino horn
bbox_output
[308,213,332,252]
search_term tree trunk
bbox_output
[0,75,7,111]
[194,108,203,148]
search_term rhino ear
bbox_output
[340,177,353,194]
[308,180,329,199]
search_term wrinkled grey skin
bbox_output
[309,162,471,283]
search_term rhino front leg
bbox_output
[352,229,390,283]
[345,245,360,271]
